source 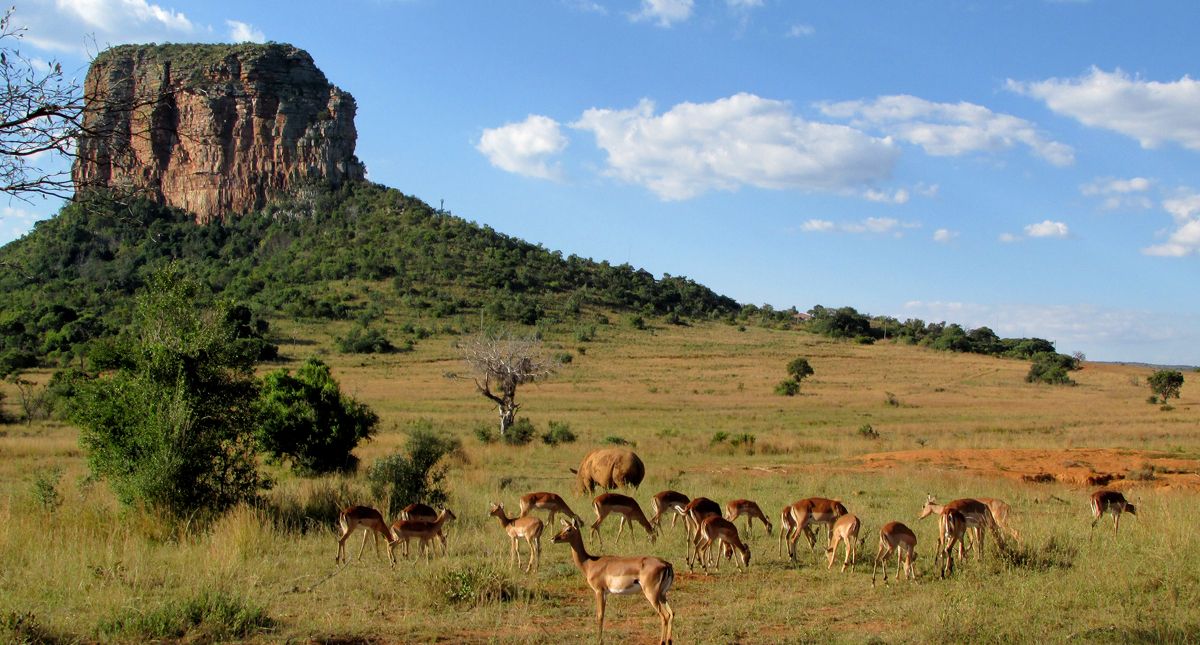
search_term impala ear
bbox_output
[569,468,578,474]
[560,519,573,529]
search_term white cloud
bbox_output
[998,232,1019,243]
[863,188,909,204]
[727,0,763,8]
[571,93,898,200]
[1144,190,1200,257]
[477,114,569,181]
[17,0,197,53]
[799,216,918,237]
[225,20,264,44]
[632,0,694,27]
[819,94,1074,166]
[1081,176,1153,210]
[1024,219,1070,238]
[787,23,815,38]
[1010,68,1200,151]
[932,228,958,243]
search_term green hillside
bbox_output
[0,181,744,373]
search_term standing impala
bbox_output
[489,502,543,573]
[552,520,675,645]
[692,516,751,573]
[388,508,457,561]
[399,502,438,522]
[520,491,585,528]
[335,505,396,566]
[918,495,1004,560]
[871,521,918,587]
[591,493,657,546]
[939,509,968,578]
[724,499,773,538]
[677,497,722,548]
[976,497,1020,541]
[1090,489,1136,535]
[825,513,861,572]
[649,490,690,531]
[785,498,848,560]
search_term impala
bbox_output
[649,490,690,530]
[939,509,968,578]
[552,520,675,645]
[724,499,773,538]
[399,502,438,522]
[1090,489,1136,535]
[776,504,813,557]
[975,497,1020,541]
[785,497,848,560]
[871,521,918,587]
[692,516,751,573]
[520,491,585,528]
[918,495,1004,560]
[677,496,722,548]
[489,502,543,573]
[825,513,861,572]
[335,505,395,566]
[591,493,657,546]
[388,508,456,561]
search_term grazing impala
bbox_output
[939,510,968,578]
[1090,489,1137,535]
[649,491,690,530]
[388,508,457,562]
[919,495,1005,560]
[489,502,543,573]
[552,520,675,645]
[975,497,1020,542]
[335,505,396,566]
[692,516,751,573]
[400,502,438,522]
[825,513,862,572]
[677,497,722,546]
[776,505,814,557]
[591,493,657,546]
[724,499,773,538]
[871,521,918,587]
[520,491,585,528]
[785,498,848,560]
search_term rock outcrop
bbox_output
[72,43,365,223]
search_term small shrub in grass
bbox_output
[473,423,498,444]
[1128,462,1156,481]
[730,433,756,450]
[2,611,62,644]
[991,536,1076,572]
[99,590,273,641]
[367,422,460,517]
[858,424,880,439]
[710,431,730,446]
[554,352,573,364]
[604,435,632,446]
[542,421,577,445]
[1146,395,1159,404]
[502,418,536,445]
[31,467,63,512]
[775,379,799,396]
[628,314,646,330]
[427,564,524,607]
[884,391,900,407]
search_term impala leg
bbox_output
[615,516,627,543]
[1113,511,1120,536]
[871,542,887,587]
[355,529,371,562]
[594,590,607,645]
[530,535,541,573]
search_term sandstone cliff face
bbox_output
[72,43,365,223]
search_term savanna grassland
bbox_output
[2,312,1199,644]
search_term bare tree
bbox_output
[0,8,83,200]
[455,332,555,435]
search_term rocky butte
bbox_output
[72,43,365,223]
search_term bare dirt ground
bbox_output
[850,447,1200,490]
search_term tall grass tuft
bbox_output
[98,589,273,641]
[425,563,528,608]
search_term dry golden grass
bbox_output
[1,316,1197,643]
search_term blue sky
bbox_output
[4,0,1199,364]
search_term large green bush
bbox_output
[68,266,265,519]
[366,422,460,517]
[255,357,379,474]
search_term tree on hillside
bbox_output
[1148,369,1184,403]
[454,331,555,435]
[776,357,815,396]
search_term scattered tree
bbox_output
[1148,370,1184,403]
[68,266,265,519]
[255,357,379,474]
[786,357,814,384]
[454,331,555,435]
[1025,352,1080,385]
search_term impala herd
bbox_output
[334,486,1137,644]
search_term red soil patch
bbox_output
[851,448,1200,490]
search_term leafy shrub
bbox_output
[858,424,880,439]
[502,418,536,446]
[554,352,573,364]
[775,379,799,396]
[710,431,730,446]
[628,315,646,330]
[542,421,577,446]
[786,357,814,382]
[604,435,632,446]
[1025,352,1080,385]
[884,391,900,407]
[428,564,523,607]
[98,589,273,641]
[1148,369,1184,402]
[473,423,498,444]
[335,324,396,354]
[366,423,460,517]
[574,326,596,342]
[31,468,63,512]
